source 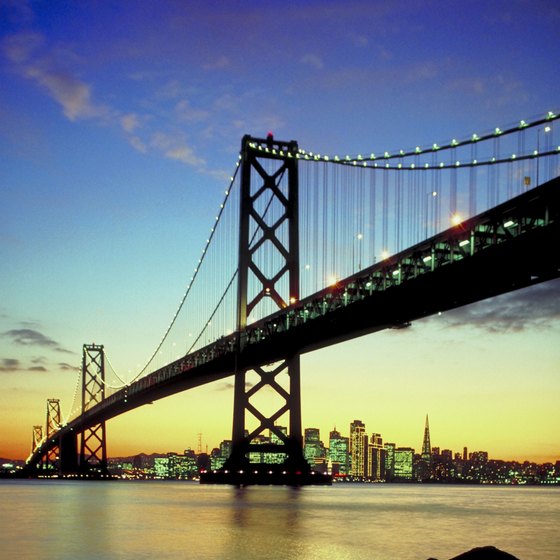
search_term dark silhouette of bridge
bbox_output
[24,112,560,484]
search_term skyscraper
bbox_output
[304,428,326,469]
[421,414,432,463]
[394,447,414,479]
[328,428,349,476]
[350,420,367,478]
[384,442,396,480]
[368,433,385,481]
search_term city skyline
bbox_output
[23,412,551,467]
[1,2,559,465]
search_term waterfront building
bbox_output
[329,428,349,476]
[350,420,368,478]
[393,447,414,480]
[384,442,396,480]
[210,439,232,470]
[421,415,432,462]
[368,433,385,480]
[154,456,169,478]
[304,428,325,467]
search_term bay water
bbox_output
[1,480,558,559]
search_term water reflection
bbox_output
[1,481,558,560]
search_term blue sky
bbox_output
[1,0,559,461]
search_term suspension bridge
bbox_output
[24,111,560,484]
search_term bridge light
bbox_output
[423,256,432,263]
[459,239,470,247]
[451,213,462,226]
[289,296,297,304]
[504,220,516,228]
[381,250,389,260]
[544,126,551,133]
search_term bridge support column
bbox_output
[44,398,61,474]
[78,344,109,476]
[202,134,329,485]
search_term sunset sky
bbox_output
[1,1,559,463]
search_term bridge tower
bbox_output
[79,343,108,475]
[32,425,43,453]
[44,398,62,473]
[210,133,329,485]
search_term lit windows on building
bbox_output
[393,447,414,480]
[304,428,326,468]
[329,428,349,476]
[350,420,367,478]
[368,433,385,481]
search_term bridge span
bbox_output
[26,175,560,476]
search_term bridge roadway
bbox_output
[28,177,560,467]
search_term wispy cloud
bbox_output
[151,131,205,167]
[3,31,110,122]
[435,280,560,333]
[0,357,49,373]
[0,358,21,372]
[2,328,73,353]
[215,380,254,392]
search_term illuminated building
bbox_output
[421,415,431,463]
[393,447,414,480]
[154,456,169,478]
[268,426,288,464]
[350,420,368,478]
[384,442,396,480]
[248,434,268,463]
[304,428,325,468]
[368,433,385,480]
[210,440,232,469]
[329,428,349,476]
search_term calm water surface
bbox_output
[0,480,558,560]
